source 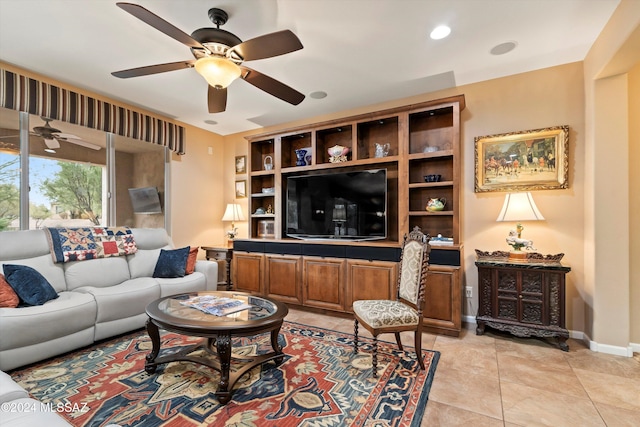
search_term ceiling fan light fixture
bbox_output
[430,25,451,40]
[195,56,241,89]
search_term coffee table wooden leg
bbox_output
[271,324,285,364]
[215,334,232,404]
[145,318,160,374]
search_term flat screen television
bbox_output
[285,169,387,241]
[128,187,163,214]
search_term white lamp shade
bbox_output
[496,192,544,222]
[194,57,241,89]
[222,203,245,222]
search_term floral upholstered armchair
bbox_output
[352,226,431,377]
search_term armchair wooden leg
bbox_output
[414,331,425,370]
[372,335,378,378]
[394,332,403,351]
[354,319,359,354]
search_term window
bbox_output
[0,107,167,232]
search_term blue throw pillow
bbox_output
[3,264,59,306]
[153,247,190,278]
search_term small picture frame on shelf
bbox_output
[235,155,246,174]
[474,125,569,192]
[235,180,247,198]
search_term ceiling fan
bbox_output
[112,2,305,113]
[33,118,101,151]
[0,118,101,151]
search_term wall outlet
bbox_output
[465,286,472,298]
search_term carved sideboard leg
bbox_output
[476,320,486,335]
[558,336,569,352]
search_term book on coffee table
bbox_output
[180,295,251,316]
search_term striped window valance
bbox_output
[0,68,185,154]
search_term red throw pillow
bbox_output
[0,274,20,308]
[186,246,199,275]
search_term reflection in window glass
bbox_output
[114,134,165,228]
[0,153,19,231]
[27,114,106,229]
[30,158,105,228]
[0,107,20,231]
[0,107,167,231]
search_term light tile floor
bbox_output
[285,308,640,427]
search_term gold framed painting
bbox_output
[235,155,247,174]
[235,180,247,198]
[474,125,569,192]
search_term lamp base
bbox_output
[508,250,528,262]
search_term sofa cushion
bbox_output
[0,256,67,294]
[74,277,160,323]
[0,291,96,351]
[153,247,190,278]
[0,274,19,308]
[64,257,131,291]
[0,370,29,403]
[186,246,199,275]
[3,264,58,306]
[0,397,72,426]
[156,271,207,297]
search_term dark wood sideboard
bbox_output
[475,259,571,351]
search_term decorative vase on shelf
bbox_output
[295,149,307,166]
[374,143,390,158]
[327,145,350,163]
[426,197,446,212]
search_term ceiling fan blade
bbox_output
[208,86,227,113]
[231,30,303,61]
[63,138,102,151]
[116,3,206,50]
[240,66,305,106]
[112,60,196,78]
[54,133,80,139]
[44,138,60,149]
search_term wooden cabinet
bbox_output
[346,259,398,313]
[232,252,264,293]
[303,257,346,311]
[475,260,571,351]
[423,265,461,336]
[265,254,302,305]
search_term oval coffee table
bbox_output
[145,291,288,404]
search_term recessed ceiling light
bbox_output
[204,119,218,125]
[490,41,517,55]
[44,148,56,153]
[309,91,327,99]
[430,25,451,40]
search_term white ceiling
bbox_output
[0,0,620,136]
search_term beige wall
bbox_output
[583,0,639,351]
[169,124,226,251]
[630,62,640,344]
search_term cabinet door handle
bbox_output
[519,295,523,299]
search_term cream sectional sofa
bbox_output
[0,370,72,426]
[0,228,218,372]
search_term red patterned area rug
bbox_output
[10,321,439,427]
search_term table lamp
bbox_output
[222,203,245,240]
[496,192,544,261]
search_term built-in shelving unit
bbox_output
[238,95,466,336]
